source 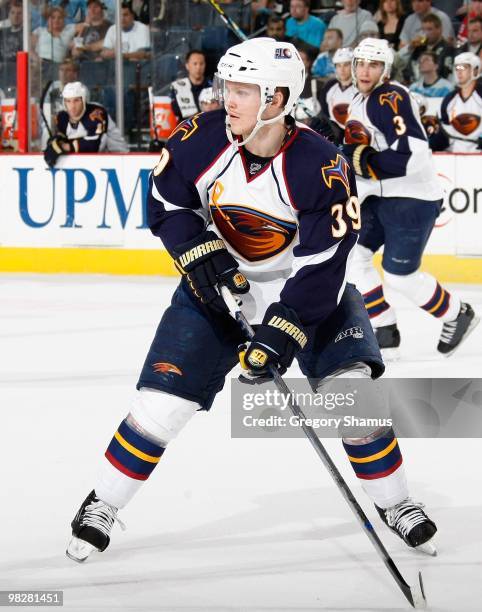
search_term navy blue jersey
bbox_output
[148,109,359,326]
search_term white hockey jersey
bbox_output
[320,79,356,128]
[344,81,443,204]
[439,82,482,152]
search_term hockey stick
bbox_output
[40,79,53,140]
[219,284,427,610]
[206,0,248,41]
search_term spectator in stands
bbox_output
[0,0,22,62]
[431,1,464,22]
[458,17,482,59]
[72,0,111,62]
[457,1,482,44]
[409,51,453,97]
[49,0,87,24]
[377,0,406,50]
[399,0,454,48]
[131,0,150,25]
[404,13,454,81]
[170,50,211,123]
[294,45,322,123]
[285,0,326,53]
[43,80,128,167]
[266,15,289,42]
[312,28,343,78]
[328,0,377,47]
[356,19,381,43]
[101,2,150,61]
[32,7,79,63]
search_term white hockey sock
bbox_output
[384,270,460,322]
[349,245,396,327]
[343,429,409,509]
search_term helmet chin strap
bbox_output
[225,102,288,147]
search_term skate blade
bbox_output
[415,539,437,556]
[380,347,400,361]
[66,536,97,563]
[442,315,480,357]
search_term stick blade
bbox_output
[411,571,427,609]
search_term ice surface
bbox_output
[1,275,481,611]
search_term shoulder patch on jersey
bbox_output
[379,90,403,113]
[321,153,351,194]
[153,148,170,176]
[89,107,105,122]
[169,113,201,141]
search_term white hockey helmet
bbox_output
[333,47,354,65]
[62,81,88,118]
[199,86,214,105]
[454,51,481,83]
[214,37,305,145]
[352,38,394,89]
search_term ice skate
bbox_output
[438,303,479,356]
[374,324,400,361]
[376,498,437,556]
[66,490,124,562]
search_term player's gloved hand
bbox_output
[308,116,343,145]
[43,135,73,168]
[238,302,307,384]
[341,143,377,179]
[421,115,440,136]
[173,230,250,312]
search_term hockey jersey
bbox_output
[438,82,482,152]
[147,109,359,326]
[320,79,356,128]
[344,81,443,203]
[55,102,128,152]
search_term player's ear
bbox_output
[272,88,287,109]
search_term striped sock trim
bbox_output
[343,428,403,480]
[363,285,390,319]
[105,419,165,481]
[421,282,451,318]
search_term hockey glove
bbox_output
[44,135,73,168]
[308,116,343,145]
[173,230,250,312]
[238,302,307,384]
[341,144,376,179]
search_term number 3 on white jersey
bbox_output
[393,115,406,136]
[331,196,361,238]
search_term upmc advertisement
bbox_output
[0,153,480,271]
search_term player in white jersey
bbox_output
[342,39,479,356]
[427,52,482,153]
[66,38,437,564]
[311,47,357,145]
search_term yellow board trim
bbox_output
[114,431,161,463]
[0,248,481,283]
[348,437,398,464]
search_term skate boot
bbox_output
[376,497,437,555]
[374,324,400,360]
[66,490,125,562]
[438,303,479,356]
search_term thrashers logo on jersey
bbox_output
[321,154,351,194]
[379,90,403,114]
[169,113,201,141]
[209,181,297,262]
[344,120,372,145]
[450,113,480,135]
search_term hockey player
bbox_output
[342,38,479,355]
[43,81,128,167]
[317,47,357,144]
[67,38,437,563]
[427,52,482,153]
